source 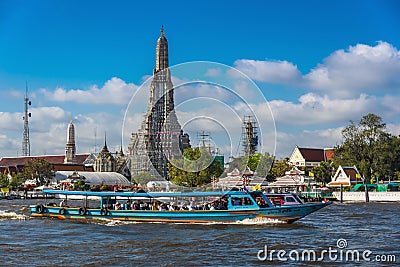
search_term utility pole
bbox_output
[22,82,31,156]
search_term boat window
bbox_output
[269,197,284,206]
[284,196,297,203]
[231,197,254,206]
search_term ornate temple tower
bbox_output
[64,119,77,163]
[94,133,116,172]
[128,27,190,179]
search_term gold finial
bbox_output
[160,25,164,36]
[70,118,73,124]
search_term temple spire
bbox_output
[64,119,77,163]
[154,25,169,73]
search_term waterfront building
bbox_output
[267,167,315,192]
[327,165,360,187]
[127,27,190,179]
[288,146,334,170]
[0,154,93,176]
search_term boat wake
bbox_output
[0,210,29,221]
[236,217,286,225]
[94,218,286,226]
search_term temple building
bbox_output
[64,119,77,163]
[94,134,116,172]
[127,27,190,179]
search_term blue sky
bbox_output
[0,0,399,159]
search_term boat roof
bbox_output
[42,189,257,198]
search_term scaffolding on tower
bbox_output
[241,115,258,156]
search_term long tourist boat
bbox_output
[30,189,331,224]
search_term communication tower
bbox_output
[22,82,32,156]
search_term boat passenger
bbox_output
[159,203,166,211]
[152,202,159,211]
[125,200,131,210]
[59,199,66,207]
[115,202,122,210]
[133,201,140,210]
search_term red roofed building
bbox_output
[289,146,335,170]
[0,154,93,175]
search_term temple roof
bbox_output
[0,154,90,166]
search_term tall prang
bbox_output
[127,27,190,179]
[64,119,77,163]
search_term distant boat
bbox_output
[30,189,331,224]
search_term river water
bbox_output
[0,199,398,266]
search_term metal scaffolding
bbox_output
[241,115,259,156]
[128,27,190,179]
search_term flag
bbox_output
[252,184,261,191]
[243,185,248,194]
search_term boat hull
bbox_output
[30,202,330,224]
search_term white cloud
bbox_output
[40,77,138,105]
[204,68,222,77]
[387,123,400,136]
[274,127,344,158]
[234,41,400,98]
[305,41,400,97]
[268,93,379,126]
[233,59,302,84]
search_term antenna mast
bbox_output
[22,82,31,156]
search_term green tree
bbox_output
[242,152,275,178]
[9,172,26,190]
[0,173,9,188]
[311,161,333,186]
[334,113,399,181]
[133,172,159,186]
[266,158,291,182]
[168,147,223,187]
[22,159,54,185]
[73,179,90,191]
[225,157,242,173]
